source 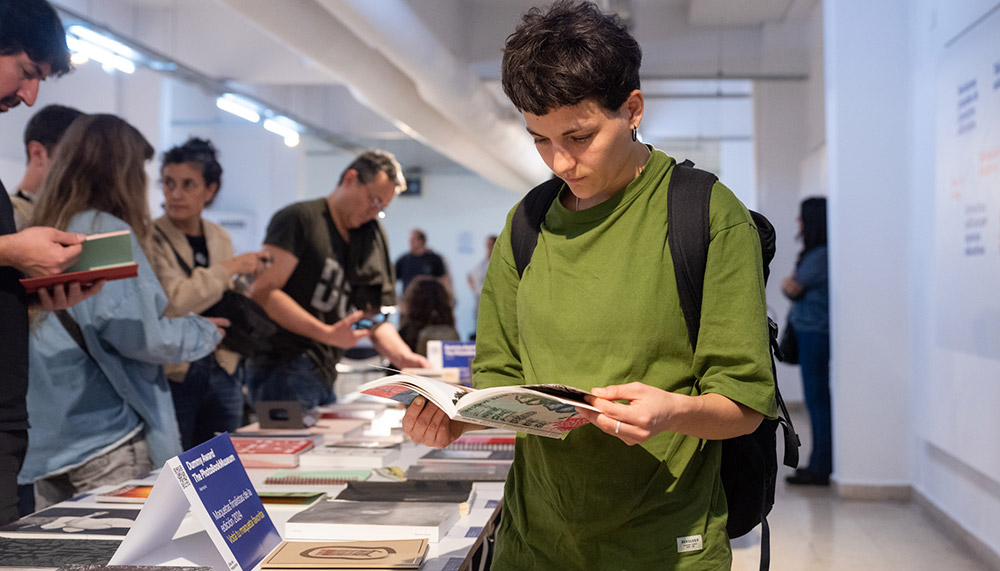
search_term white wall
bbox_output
[823,0,1000,561]
[0,63,165,218]
[825,0,913,487]
[753,80,810,404]
[380,173,516,340]
[164,79,306,254]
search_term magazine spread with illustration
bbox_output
[359,373,599,438]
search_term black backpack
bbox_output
[510,160,800,571]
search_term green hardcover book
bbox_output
[20,230,138,294]
[65,230,134,272]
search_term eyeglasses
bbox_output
[160,178,204,193]
[362,182,389,212]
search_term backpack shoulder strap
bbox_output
[511,178,564,278]
[56,310,93,361]
[667,159,717,350]
[154,224,193,277]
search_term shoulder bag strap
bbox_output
[154,224,193,277]
[56,309,94,361]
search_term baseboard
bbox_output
[913,490,1000,571]
[834,482,912,502]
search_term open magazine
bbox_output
[359,373,600,438]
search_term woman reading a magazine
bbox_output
[402,1,777,569]
[21,115,223,508]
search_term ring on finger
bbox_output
[614,420,621,434]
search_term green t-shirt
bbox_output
[473,150,777,570]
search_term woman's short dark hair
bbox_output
[0,0,72,77]
[501,0,641,115]
[162,137,223,203]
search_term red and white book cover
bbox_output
[231,437,315,469]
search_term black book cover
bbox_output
[334,480,473,503]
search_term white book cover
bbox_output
[284,500,461,543]
[298,447,401,469]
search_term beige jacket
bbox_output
[10,191,33,231]
[149,215,240,381]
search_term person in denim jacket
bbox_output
[19,115,223,508]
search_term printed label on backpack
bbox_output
[676,535,704,553]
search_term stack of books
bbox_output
[231,437,315,469]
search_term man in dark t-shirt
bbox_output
[0,0,104,524]
[395,229,449,294]
[249,150,431,410]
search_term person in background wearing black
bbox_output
[9,104,84,230]
[249,151,430,411]
[782,197,831,486]
[395,228,451,298]
[0,0,104,524]
[398,275,459,356]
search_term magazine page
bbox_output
[454,389,595,438]
[359,375,472,417]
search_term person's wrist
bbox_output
[0,234,14,266]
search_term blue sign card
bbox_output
[110,433,281,570]
[173,433,281,570]
[441,341,476,384]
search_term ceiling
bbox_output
[52,0,818,192]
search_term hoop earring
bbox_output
[631,127,638,142]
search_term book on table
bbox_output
[19,230,138,294]
[263,469,372,486]
[94,483,154,504]
[314,401,392,421]
[230,436,315,468]
[418,448,514,465]
[359,373,599,438]
[297,446,400,469]
[260,538,428,569]
[0,505,140,540]
[447,430,517,451]
[257,492,328,506]
[404,462,511,482]
[0,537,121,567]
[236,418,369,444]
[57,566,212,571]
[284,500,461,543]
[334,480,476,511]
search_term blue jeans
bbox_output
[796,329,832,476]
[170,354,245,450]
[33,433,152,510]
[246,354,335,411]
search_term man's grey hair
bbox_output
[340,149,407,193]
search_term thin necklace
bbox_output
[575,146,650,212]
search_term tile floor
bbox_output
[731,406,992,571]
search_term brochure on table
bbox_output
[109,433,281,570]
